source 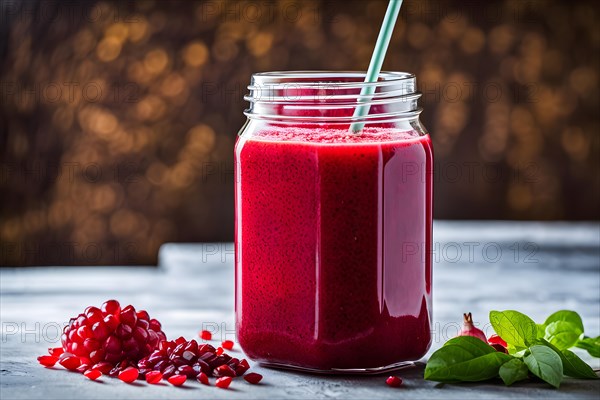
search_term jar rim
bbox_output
[245,70,421,123]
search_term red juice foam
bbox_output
[235,125,433,370]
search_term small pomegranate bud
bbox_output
[145,370,163,384]
[215,376,232,389]
[221,340,234,350]
[386,376,402,387]
[37,355,58,367]
[59,356,81,371]
[168,374,187,386]
[118,367,139,383]
[84,369,102,380]
[200,330,212,340]
[456,312,487,342]
[244,372,263,384]
[197,372,210,385]
[488,334,508,348]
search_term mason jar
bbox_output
[234,71,433,372]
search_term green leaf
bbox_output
[541,339,598,379]
[561,349,599,379]
[576,336,600,358]
[425,336,512,382]
[490,310,537,348]
[544,321,583,350]
[536,324,546,339]
[524,345,563,388]
[544,310,584,333]
[499,358,529,386]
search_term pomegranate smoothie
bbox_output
[235,126,433,370]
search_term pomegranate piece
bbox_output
[221,340,234,350]
[196,372,210,385]
[118,367,139,383]
[37,355,58,367]
[215,376,232,389]
[145,370,163,384]
[199,330,212,340]
[244,372,263,384]
[60,300,166,370]
[167,374,187,386]
[59,356,81,371]
[83,369,102,380]
[456,312,487,342]
[386,375,402,387]
[488,334,508,348]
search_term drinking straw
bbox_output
[350,0,403,133]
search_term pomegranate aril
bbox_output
[103,315,119,331]
[196,372,210,385]
[177,365,196,377]
[83,338,100,352]
[215,364,236,377]
[101,300,121,317]
[48,347,64,357]
[89,349,105,364]
[149,319,162,332]
[59,352,75,360]
[244,372,263,384]
[215,376,232,389]
[491,343,508,354]
[136,310,150,321]
[91,362,113,374]
[221,340,234,350]
[198,343,215,354]
[168,374,187,386]
[182,350,196,361]
[215,347,224,356]
[386,376,402,387]
[120,305,137,327]
[174,336,186,346]
[84,369,102,380]
[118,367,139,383]
[59,356,81,371]
[38,355,58,367]
[200,330,212,340]
[145,370,163,384]
[133,326,148,342]
[162,364,176,379]
[235,358,250,376]
[76,363,90,373]
[116,323,133,339]
[85,307,104,324]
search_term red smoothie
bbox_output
[235,126,433,370]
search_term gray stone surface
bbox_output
[1,221,599,399]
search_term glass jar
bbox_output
[234,71,433,372]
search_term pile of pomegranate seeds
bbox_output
[136,337,250,380]
[37,300,264,390]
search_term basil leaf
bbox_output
[561,349,599,379]
[499,358,529,386]
[544,321,583,350]
[490,310,537,348]
[524,345,563,388]
[576,336,600,358]
[541,338,598,379]
[536,323,546,339]
[425,336,512,382]
[544,310,584,333]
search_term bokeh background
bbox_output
[1,0,599,266]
